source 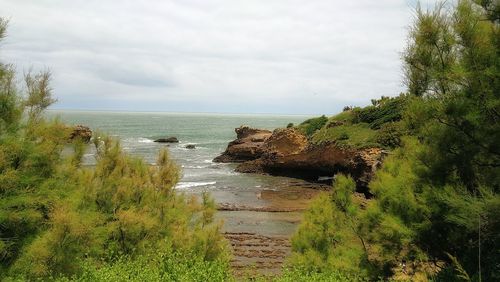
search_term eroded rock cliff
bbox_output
[214,126,386,193]
[213,126,272,163]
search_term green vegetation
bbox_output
[303,94,407,149]
[352,96,406,130]
[296,115,328,137]
[275,267,366,282]
[0,19,229,280]
[55,251,231,282]
[289,1,499,281]
[311,123,379,148]
[2,0,499,280]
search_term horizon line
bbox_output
[47,108,323,116]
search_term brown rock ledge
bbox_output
[213,126,272,163]
[214,126,386,194]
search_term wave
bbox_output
[138,137,154,143]
[175,181,217,189]
[181,165,210,169]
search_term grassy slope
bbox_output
[311,117,379,148]
[296,95,406,149]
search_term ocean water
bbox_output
[48,110,322,229]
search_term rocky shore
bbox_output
[214,126,386,194]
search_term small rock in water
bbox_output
[185,144,196,149]
[154,137,179,143]
[69,125,92,143]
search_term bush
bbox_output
[286,122,294,128]
[288,175,371,279]
[352,95,406,129]
[277,267,366,282]
[56,251,232,282]
[338,132,349,140]
[297,115,328,136]
[375,122,404,148]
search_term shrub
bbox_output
[286,122,294,128]
[375,122,404,148]
[338,132,349,140]
[56,251,232,282]
[298,115,328,136]
[352,95,406,129]
[288,175,371,279]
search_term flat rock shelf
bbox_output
[225,232,291,277]
[212,180,329,278]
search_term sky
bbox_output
[0,0,434,114]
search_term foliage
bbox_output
[0,130,228,279]
[24,70,56,124]
[289,176,371,279]
[400,7,500,279]
[302,95,407,149]
[275,267,367,282]
[403,0,500,192]
[0,20,228,280]
[289,1,500,281]
[351,95,407,129]
[311,123,378,148]
[297,115,328,137]
[327,110,356,124]
[54,251,231,282]
[374,122,405,148]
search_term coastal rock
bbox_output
[154,137,179,143]
[213,126,272,163]
[263,128,308,156]
[215,126,385,193]
[185,144,196,149]
[69,125,92,143]
[235,159,266,174]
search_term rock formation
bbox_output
[69,125,92,143]
[214,126,386,194]
[154,137,179,143]
[213,126,272,162]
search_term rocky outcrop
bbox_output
[213,126,272,163]
[154,137,179,143]
[69,125,92,143]
[214,127,386,193]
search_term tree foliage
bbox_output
[0,20,228,280]
[290,1,500,281]
[297,115,328,137]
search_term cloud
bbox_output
[0,0,419,114]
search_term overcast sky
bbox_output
[0,0,432,114]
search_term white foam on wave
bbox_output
[181,165,209,169]
[183,169,236,177]
[138,137,154,143]
[175,181,217,189]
